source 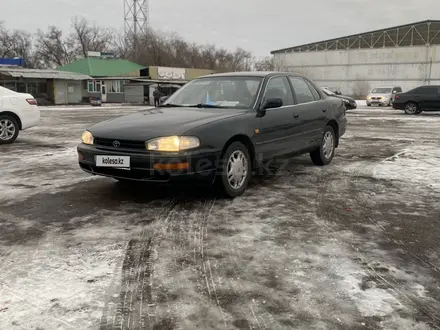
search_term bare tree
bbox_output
[0,23,38,68]
[1,16,256,71]
[253,56,274,71]
[70,17,114,57]
[351,75,371,99]
[34,26,74,68]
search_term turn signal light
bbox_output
[153,162,189,171]
[26,98,37,105]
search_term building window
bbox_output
[88,80,103,93]
[108,80,122,93]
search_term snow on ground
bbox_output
[373,145,440,190]
[1,105,440,329]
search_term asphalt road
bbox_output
[1,105,440,330]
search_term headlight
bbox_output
[81,131,94,145]
[146,136,200,152]
[342,98,349,103]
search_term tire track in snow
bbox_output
[100,197,181,330]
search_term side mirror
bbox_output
[262,97,283,110]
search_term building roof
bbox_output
[57,58,146,77]
[0,67,92,80]
[271,20,440,54]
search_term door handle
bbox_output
[293,114,300,119]
[322,109,328,113]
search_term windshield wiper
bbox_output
[189,103,230,108]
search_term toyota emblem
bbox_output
[113,140,120,148]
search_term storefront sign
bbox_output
[157,67,186,80]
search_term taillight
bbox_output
[26,98,37,105]
[394,95,399,100]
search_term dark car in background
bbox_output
[392,85,440,114]
[77,72,347,198]
[321,87,357,110]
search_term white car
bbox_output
[0,86,40,144]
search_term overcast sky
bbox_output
[2,0,440,56]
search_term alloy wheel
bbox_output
[0,119,16,141]
[322,131,334,159]
[405,103,417,114]
[227,150,248,190]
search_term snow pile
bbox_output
[373,145,440,190]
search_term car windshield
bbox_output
[371,88,392,93]
[162,76,263,109]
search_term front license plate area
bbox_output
[95,155,130,168]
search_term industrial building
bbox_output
[271,20,440,96]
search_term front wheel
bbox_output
[0,115,19,145]
[404,102,418,115]
[216,142,251,198]
[310,126,336,166]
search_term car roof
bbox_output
[199,71,302,79]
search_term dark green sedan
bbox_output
[78,71,347,198]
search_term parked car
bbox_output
[77,72,347,198]
[392,85,440,114]
[0,86,39,144]
[366,86,402,107]
[322,87,357,110]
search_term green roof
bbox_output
[56,58,146,77]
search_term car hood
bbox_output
[88,107,247,140]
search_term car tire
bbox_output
[415,109,423,114]
[0,115,19,145]
[367,103,371,107]
[404,102,418,115]
[216,141,251,198]
[310,126,336,166]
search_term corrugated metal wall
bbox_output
[124,85,144,103]
[274,45,440,95]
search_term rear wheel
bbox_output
[0,115,19,144]
[310,126,336,166]
[216,142,251,198]
[404,102,418,115]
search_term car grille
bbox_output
[371,97,382,100]
[94,137,146,150]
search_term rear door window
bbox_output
[288,76,316,104]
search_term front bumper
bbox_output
[77,143,220,183]
[366,99,390,106]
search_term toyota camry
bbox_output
[77,72,347,198]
